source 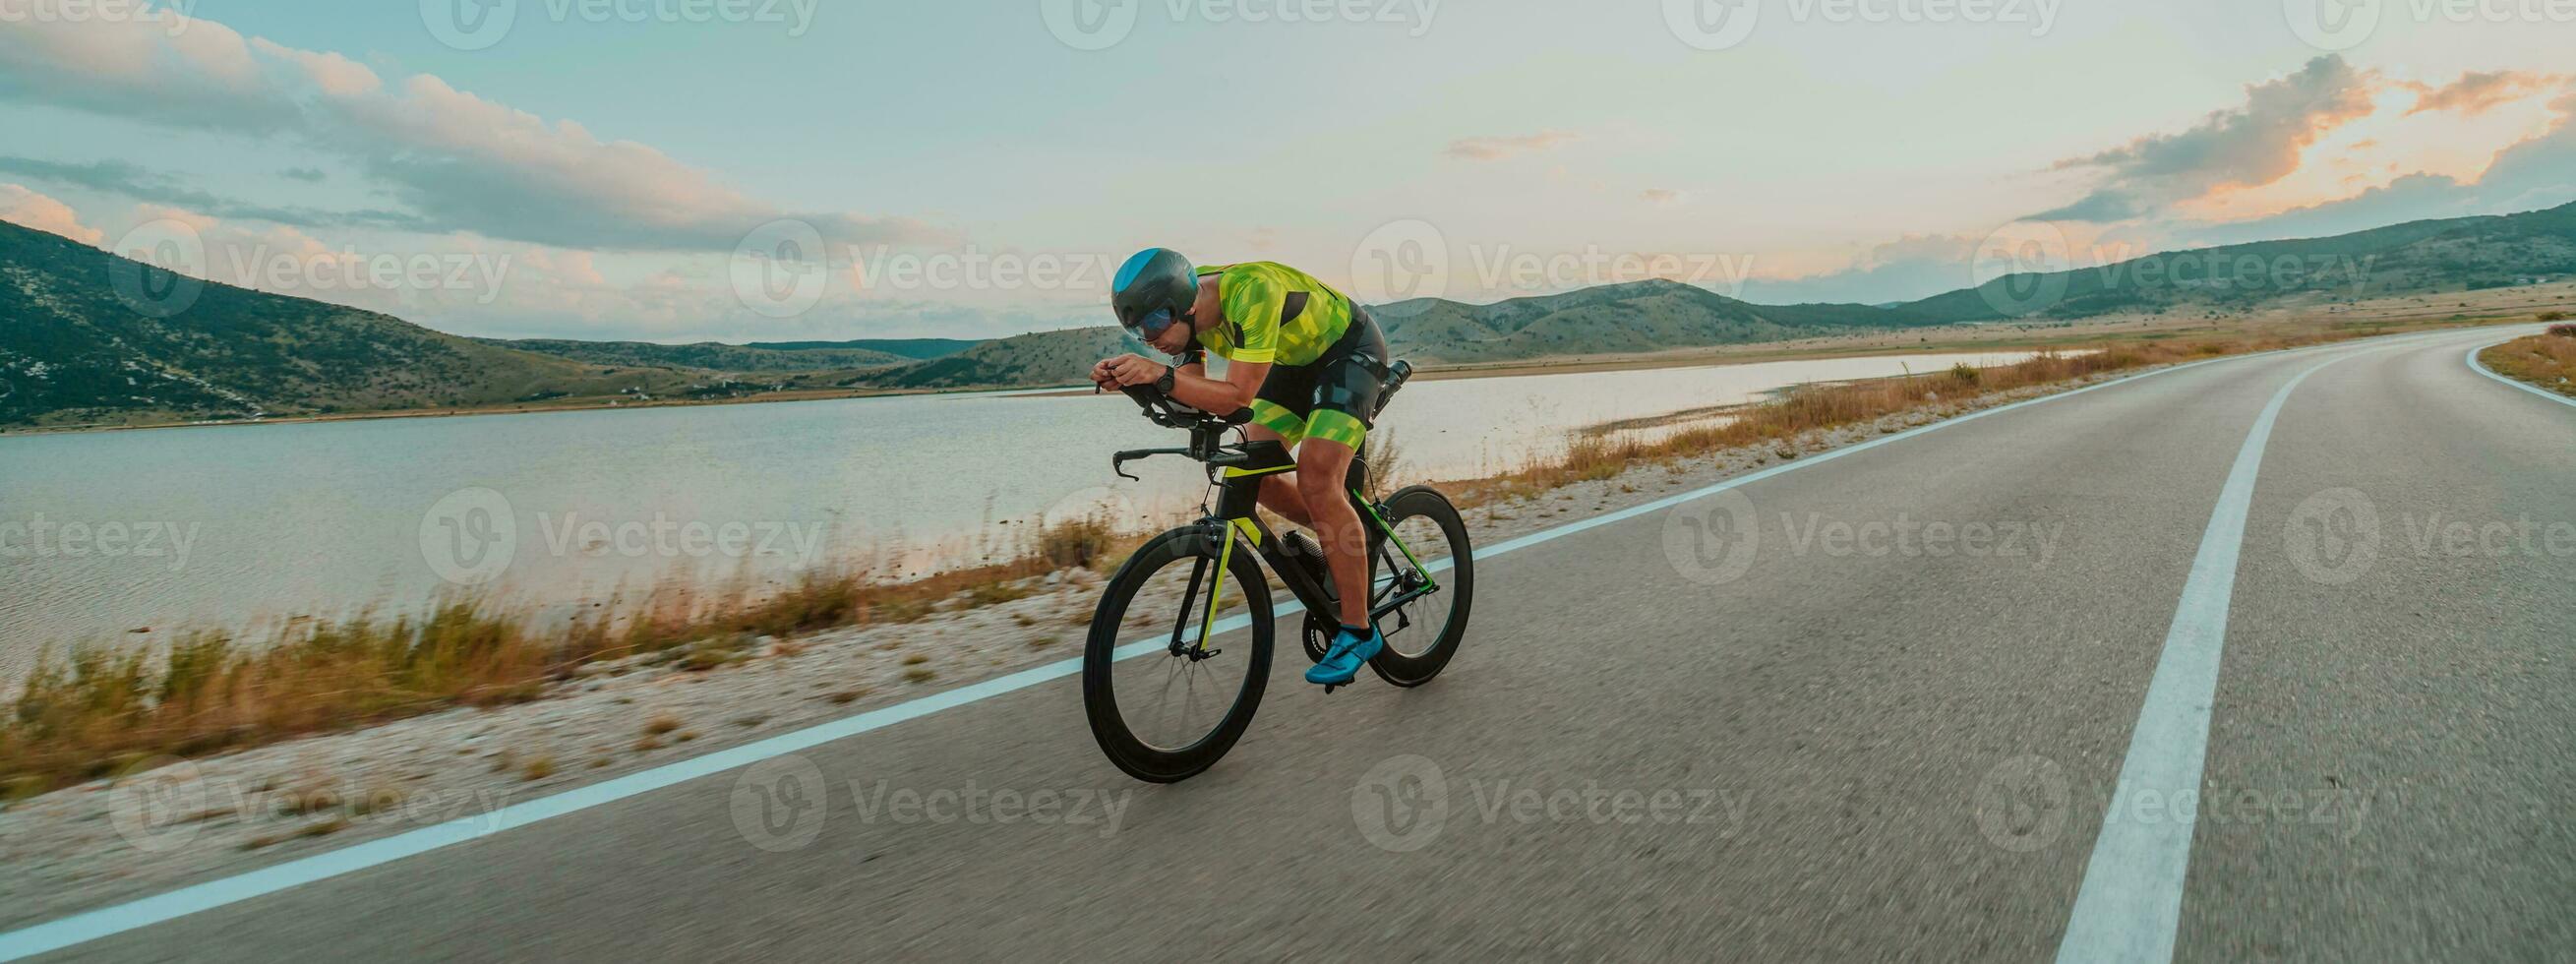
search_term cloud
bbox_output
[0,11,942,253]
[1640,188,1681,204]
[2187,89,2576,244]
[0,183,102,245]
[1443,130,1579,161]
[2405,70,2562,117]
[0,155,431,231]
[2034,55,2377,222]
[279,167,328,183]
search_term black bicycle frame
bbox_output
[1158,439,1440,656]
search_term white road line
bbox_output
[2466,336,2576,408]
[2050,343,2390,964]
[0,331,2452,961]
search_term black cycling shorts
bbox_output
[1245,308,1388,450]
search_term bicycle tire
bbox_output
[1366,486,1473,687]
[1081,526,1274,783]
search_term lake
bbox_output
[0,348,2049,670]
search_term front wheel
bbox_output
[1082,526,1274,783]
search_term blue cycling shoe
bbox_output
[1305,624,1384,687]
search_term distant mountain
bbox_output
[744,337,980,360]
[0,220,700,428]
[1369,279,1934,363]
[471,336,911,372]
[8,198,2569,426]
[855,328,1131,391]
[1896,199,2576,323]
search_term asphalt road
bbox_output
[25,326,2576,962]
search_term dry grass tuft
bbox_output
[2481,332,2576,396]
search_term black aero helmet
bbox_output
[1110,247,1197,336]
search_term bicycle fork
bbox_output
[1167,524,1236,660]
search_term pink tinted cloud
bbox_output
[1444,130,1580,160]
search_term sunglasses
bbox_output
[1128,308,1187,339]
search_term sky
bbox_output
[1,0,2571,341]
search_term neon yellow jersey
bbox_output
[1191,262,1355,367]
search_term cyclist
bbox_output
[1091,247,1391,689]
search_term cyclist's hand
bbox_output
[1090,357,1118,391]
[1101,354,1166,390]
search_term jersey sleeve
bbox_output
[1216,269,1283,364]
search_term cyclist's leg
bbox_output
[1245,425,1313,528]
[1245,363,1318,527]
[1295,317,1389,630]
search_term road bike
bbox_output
[1081,362,1474,783]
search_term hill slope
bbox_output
[0,221,696,428]
[745,337,980,360]
[1376,279,1930,363]
[1898,200,2576,322]
[857,328,1132,390]
[469,337,910,372]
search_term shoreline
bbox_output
[22,280,2570,438]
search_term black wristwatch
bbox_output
[1154,364,1177,395]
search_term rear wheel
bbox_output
[1081,526,1274,783]
[1364,486,1473,686]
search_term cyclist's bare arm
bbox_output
[1098,351,1266,415]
